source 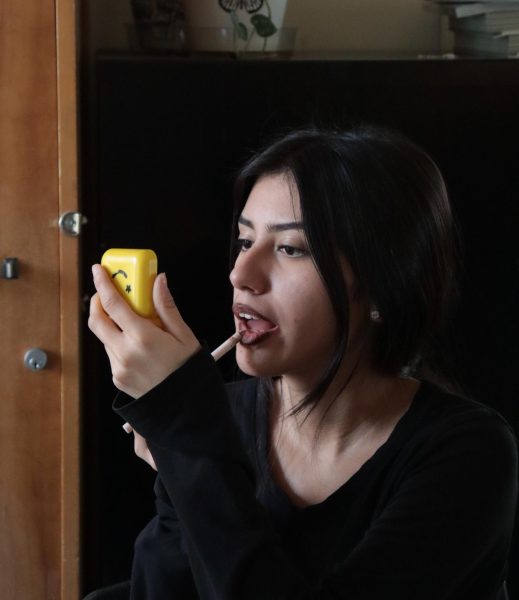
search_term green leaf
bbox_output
[250,14,277,38]
[236,21,248,40]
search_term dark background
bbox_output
[80,55,519,596]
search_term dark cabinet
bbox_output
[81,55,519,595]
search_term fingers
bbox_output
[88,292,122,347]
[90,264,201,397]
[92,264,144,332]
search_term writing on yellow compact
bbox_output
[101,248,158,319]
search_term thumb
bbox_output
[152,273,187,337]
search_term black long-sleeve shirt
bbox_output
[114,348,518,599]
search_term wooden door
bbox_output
[0,1,80,598]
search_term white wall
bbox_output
[285,0,441,54]
[84,0,443,55]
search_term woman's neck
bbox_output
[272,364,420,458]
[267,364,421,508]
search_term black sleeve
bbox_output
[114,348,518,600]
[129,477,198,599]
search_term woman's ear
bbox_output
[370,307,382,323]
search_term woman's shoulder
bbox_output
[404,380,518,465]
[416,381,513,429]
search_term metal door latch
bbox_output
[59,211,88,237]
[1,257,19,279]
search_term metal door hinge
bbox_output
[59,211,88,237]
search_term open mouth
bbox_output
[232,303,278,345]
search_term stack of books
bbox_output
[430,1,519,56]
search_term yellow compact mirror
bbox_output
[101,248,158,319]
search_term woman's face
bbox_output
[230,173,366,386]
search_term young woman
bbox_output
[88,126,518,599]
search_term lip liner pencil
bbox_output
[210,331,243,362]
[122,331,243,434]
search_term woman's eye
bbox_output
[236,238,253,252]
[277,245,307,258]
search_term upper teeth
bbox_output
[239,312,257,320]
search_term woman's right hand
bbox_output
[89,264,201,399]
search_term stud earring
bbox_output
[370,308,382,323]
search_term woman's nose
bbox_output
[229,248,269,294]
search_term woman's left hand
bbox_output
[88,264,201,399]
[133,430,157,471]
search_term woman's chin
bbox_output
[236,347,278,378]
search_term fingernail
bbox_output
[160,272,169,290]
[160,273,174,301]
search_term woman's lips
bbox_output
[232,303,278,345]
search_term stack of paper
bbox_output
[430,1,519,55]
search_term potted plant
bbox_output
[184,0,294,56]
[128,0,185,52]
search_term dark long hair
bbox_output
[231,125,461,414]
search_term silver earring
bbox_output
[370,308,382,323]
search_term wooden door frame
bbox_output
[57,0,80,597]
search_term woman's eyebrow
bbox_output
[238,215,304,232]
[237,215,254,229]
[266,221,304,233]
